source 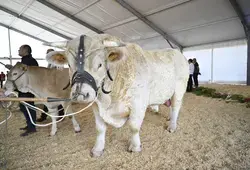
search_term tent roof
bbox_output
[0,0,249,50]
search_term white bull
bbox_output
[4,62,81,136]
[45,34,189,156]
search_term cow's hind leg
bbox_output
[91,103,106,157]
[167,81,186,133]
[63,103,81,133]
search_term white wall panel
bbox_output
[183,43,247,84]
[213,45,247,83]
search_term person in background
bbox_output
[187,59,194,92]
[18,45,38,136]
[0,71,6,88]
[36,49,65,122]
[193,58,200,88]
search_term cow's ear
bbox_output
[16,62,27,71]
[107,48,127,63]
[21,64,28,71]
[46,51,67,66]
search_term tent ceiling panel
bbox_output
[23,1,66,25]
[123,0,190,15]
[75,0,135,29]
[0,0,31,14]
[50,26,77,38]
[55,19,98,37]
[22,1,96,38]
[133,36,175,50]
[104,20,159,42]
[11,19,46,36]
[36,30,66,42]
[147,0,237,34]
[46,0,98,15]
[171,18,245,47]
[0,10,15,25]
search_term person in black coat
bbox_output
[18,45,38,136]
[193,58,201,88]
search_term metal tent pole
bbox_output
[211,48,214,83]
[247,35,250,85]
[7,28,12,65]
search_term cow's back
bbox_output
[28,67,70,98]
[142,48,188,105]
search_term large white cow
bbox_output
[4,62,81,136]
[45,34,189,157]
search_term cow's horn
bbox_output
[43,40,68,49]
[103,40,126,47]
[0,62,13,70]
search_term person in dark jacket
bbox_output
[18,45,38,136]
[193,58,200,88]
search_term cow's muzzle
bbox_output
[71,71,98,96]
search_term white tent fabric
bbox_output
[0,0,248,48]
[0,0,249,84]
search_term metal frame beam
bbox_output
[0,57,45,60]
[248,34,250,85]
[0,22,48,43]
[229,0,249,37]
[0,5,71,40]
[36,0,103,34]
[114,0,183,50]
[229,0,250,85]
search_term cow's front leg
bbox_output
[128,104,147,152]
[91,104,107,157]
[63,103,81,133]
[48,108,58,136]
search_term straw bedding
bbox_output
[0,84,249,170]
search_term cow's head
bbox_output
[4,62,29,93]
[45,34,127,103]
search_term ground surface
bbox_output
[0,84,250,170]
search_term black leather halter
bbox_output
[71,35,98,95]
[71,35,114,96]
[8,69,27,90]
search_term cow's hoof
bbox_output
[90,149,104,157]
[128,144,141,152]
[50,131,57,136]
[74,126,81,133]
[167,124,176,133]
[75,130,81,133]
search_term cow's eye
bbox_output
[98,63,102,69]
[13,73,17,76]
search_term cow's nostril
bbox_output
[84,93,89,98]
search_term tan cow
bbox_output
[4,62,81,136]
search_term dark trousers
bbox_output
[0,81,3,88]
[18,92,36,130]
[193,73,199,87]
[19,102,36,130]
[187,74,193,92]
[41,105,64,119]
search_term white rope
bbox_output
[0,93,14,125]
[7,92,97,127]
[0,110,11,125]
